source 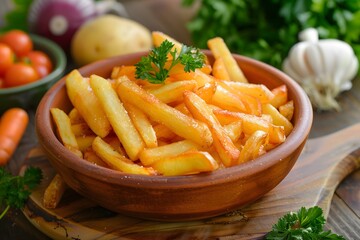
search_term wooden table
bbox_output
[1,0,360,239]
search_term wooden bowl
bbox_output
[0,34,67,114]
[35,51,313,221]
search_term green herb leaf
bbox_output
[0,166,42,220]
[266,206,346,240]
[135,40,205,84]
[182,0,360,73]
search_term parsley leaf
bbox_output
[0,166,42,220]
[135,40,205,84]
[266,206,346,240]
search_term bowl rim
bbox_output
[36,51,313,189]
[0,34,67,95]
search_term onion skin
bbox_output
[28,0,98,51]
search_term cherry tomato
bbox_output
[1,30,33,57]
[0,43,14,75]
[23,51,53,77]
[4,63,39,88]
[0,77,4,88]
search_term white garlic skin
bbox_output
[283,28,359,111]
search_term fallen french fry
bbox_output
[43,174,67,209]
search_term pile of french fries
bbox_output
[50,32,294,178]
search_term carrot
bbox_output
[0,108,29,165]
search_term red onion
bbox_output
[28,0,127,51]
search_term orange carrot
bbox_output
[0,108,29,165]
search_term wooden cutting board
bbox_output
[21,123,360,240]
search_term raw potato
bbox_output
[71,14,152,66]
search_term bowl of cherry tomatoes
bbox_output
[0,30,66,113]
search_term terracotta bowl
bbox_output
[35,51,313,221]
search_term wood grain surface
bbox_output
[20,123,360,240]
[2,0,360,239]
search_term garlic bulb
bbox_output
[282,28,359,111]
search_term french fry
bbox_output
[83,147,110,168]
[184,91,240,167]
[217,81,262,116]
[115,76,213,148]
[211,85,247,113]
[103,136,127,156]
[223,120,243,142]
[171,69,213,88]
[71,122,93,137]
[92,137,153,175]
[207,37,248,83]
[174,103,192,116]
[76,135,96,152]
[270,85,288,108]
[65,70,112,138]
[152,31,182,52]
[237,130,268,164]
[195,81,217,103]
[152,151,219,176]
[68,108,84,124]
[219,81,275,104]
[213,109,286,144]
[111,65,156,88]
[139,139,200,166]
[279,100,294,121]
[212,57,230,80]
[262,103,293,136]
[89,75,145,160]
[43,174,67,209]
[148,80,197,104]
[124,103,158,148]
[153,123,178,141]
[50,108,83,158]
[152,31,211,75]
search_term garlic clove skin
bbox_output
[282,28,359,111]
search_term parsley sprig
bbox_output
[0,167,42,220]
[135,40,205,84]
[266,206,346,240]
